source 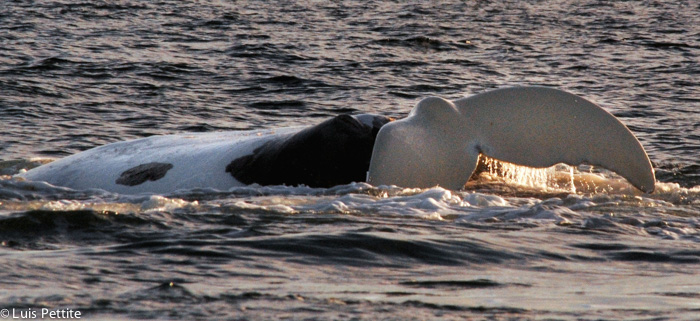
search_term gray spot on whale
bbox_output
[116,162,174,186]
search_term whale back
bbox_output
[19,114,391,193]
[227,114,391,188]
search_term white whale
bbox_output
[18,87,655,194]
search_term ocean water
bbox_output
[1,1,699,320]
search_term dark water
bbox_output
[1,1,699,320]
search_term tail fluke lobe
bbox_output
[367,97,479,190]
[455,87,655,193]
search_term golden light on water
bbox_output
[474,155,638,195]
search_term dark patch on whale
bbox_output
[226,114,391,188]
[116,162,174,186]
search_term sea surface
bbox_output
[1,1,699,320]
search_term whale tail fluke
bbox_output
[367,87,655,193]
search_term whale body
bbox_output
[19,114,390,194]
[19,87,656,194]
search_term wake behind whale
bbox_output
[17,87,655,194]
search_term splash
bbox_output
[471,155,643,195]
[473,155,576,193]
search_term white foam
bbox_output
[140,195,198,212]
[463,193,508,207]
[221,200,297,214]
[1,173,698,243]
